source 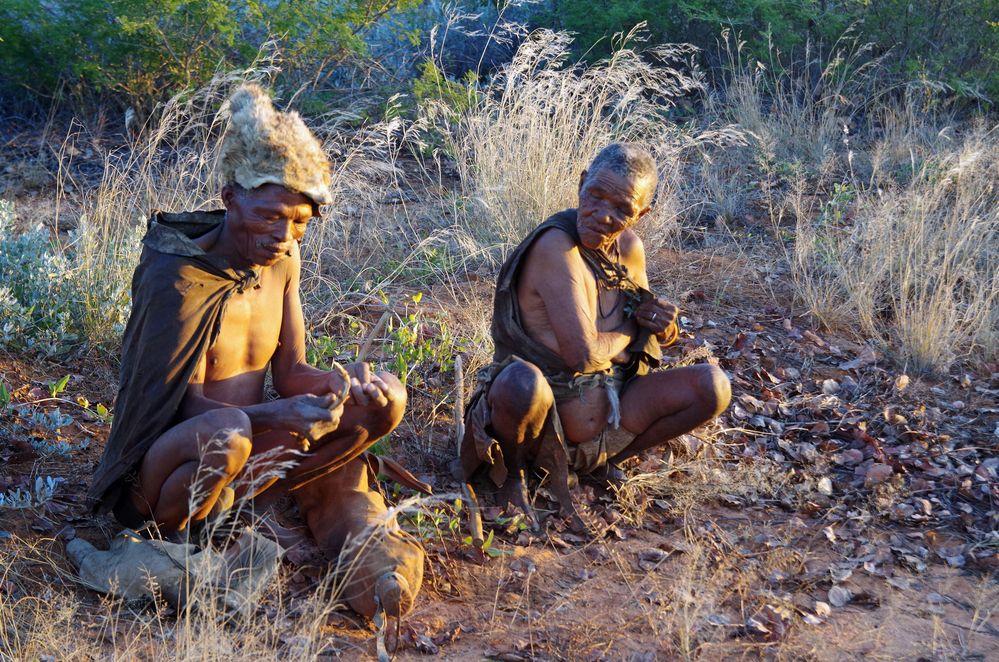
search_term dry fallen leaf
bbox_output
[803,329,826,347]
[839,346,878,371]
[829,565,853,583]
[638,548,670,571]
[802,613,823,625]
[886,577,912,591]
[864,463,894,487]
[828,586,852,608]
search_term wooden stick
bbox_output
[356,299,395,363]
[454,355,484,547]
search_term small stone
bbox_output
[822,379,840,395]
[828,586,852,607]
[865,463,893,487]
[797,442,818,462]
[840,449,864,466]
[817,477,833,496]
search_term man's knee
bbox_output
[696,365,731,417]
[488,360,553,418]
[200,408,252,476]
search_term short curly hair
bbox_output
[585,142,658,198]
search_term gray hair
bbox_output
[585,142,658,195]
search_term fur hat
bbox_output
[218,84,332,206]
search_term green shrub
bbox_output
[0,200,135,357]
[540,0,829,62]
[412,59,479,121]
[0,0,423,106]
[842,0,999,101]
[539,0,998,102]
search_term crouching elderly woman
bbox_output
[86,84,425,621]
[460,143,731,532]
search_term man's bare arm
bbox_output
[179,353,339,440]
[530,230,635,373]
[621,232,679,343]
[269,244,341,397]
[270,243,395,407]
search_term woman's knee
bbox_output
[488,360,553,419]
[696,365,731,417]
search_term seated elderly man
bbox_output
[87,85,424,620]
[460,142,731,531]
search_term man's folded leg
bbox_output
[120,407,253,533]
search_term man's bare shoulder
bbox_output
[618,228,645,260]
[273,241,302,294]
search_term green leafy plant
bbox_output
[0,201,134,357]
[402,499,464,543]
[0,382,10,412]
[306,334,345,367]
[384,292,461,387]
[48,375,70,399]
[462,528,509,559]
[0,476,64,510]
[0,0,425,106]
[94,402,112,424]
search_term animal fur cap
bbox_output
[218,84,332,206]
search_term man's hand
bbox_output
[268,393,345,443]
[635,296,678,335]
[330,361,396,408]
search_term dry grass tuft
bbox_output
[787,124,999,372]
[428,26,703,255]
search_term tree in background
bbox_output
[538,0,998,101]
[0,0,422,108]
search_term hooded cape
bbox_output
[491,208,662,381]
[88,210,261,512]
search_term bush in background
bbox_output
[0,200,135,357]
[534,0,998,102]
[0,0,422,107]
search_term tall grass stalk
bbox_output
[788,125,999,373]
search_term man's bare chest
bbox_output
[204,278,284,380]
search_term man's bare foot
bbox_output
[499,473,539,532]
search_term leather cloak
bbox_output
[88,210,261,512]
[490,208,663,382]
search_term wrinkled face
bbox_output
[575,168,654,252]
[221,183,318,267]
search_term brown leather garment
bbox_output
[88,210,261,515]
[293,457,425,619]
